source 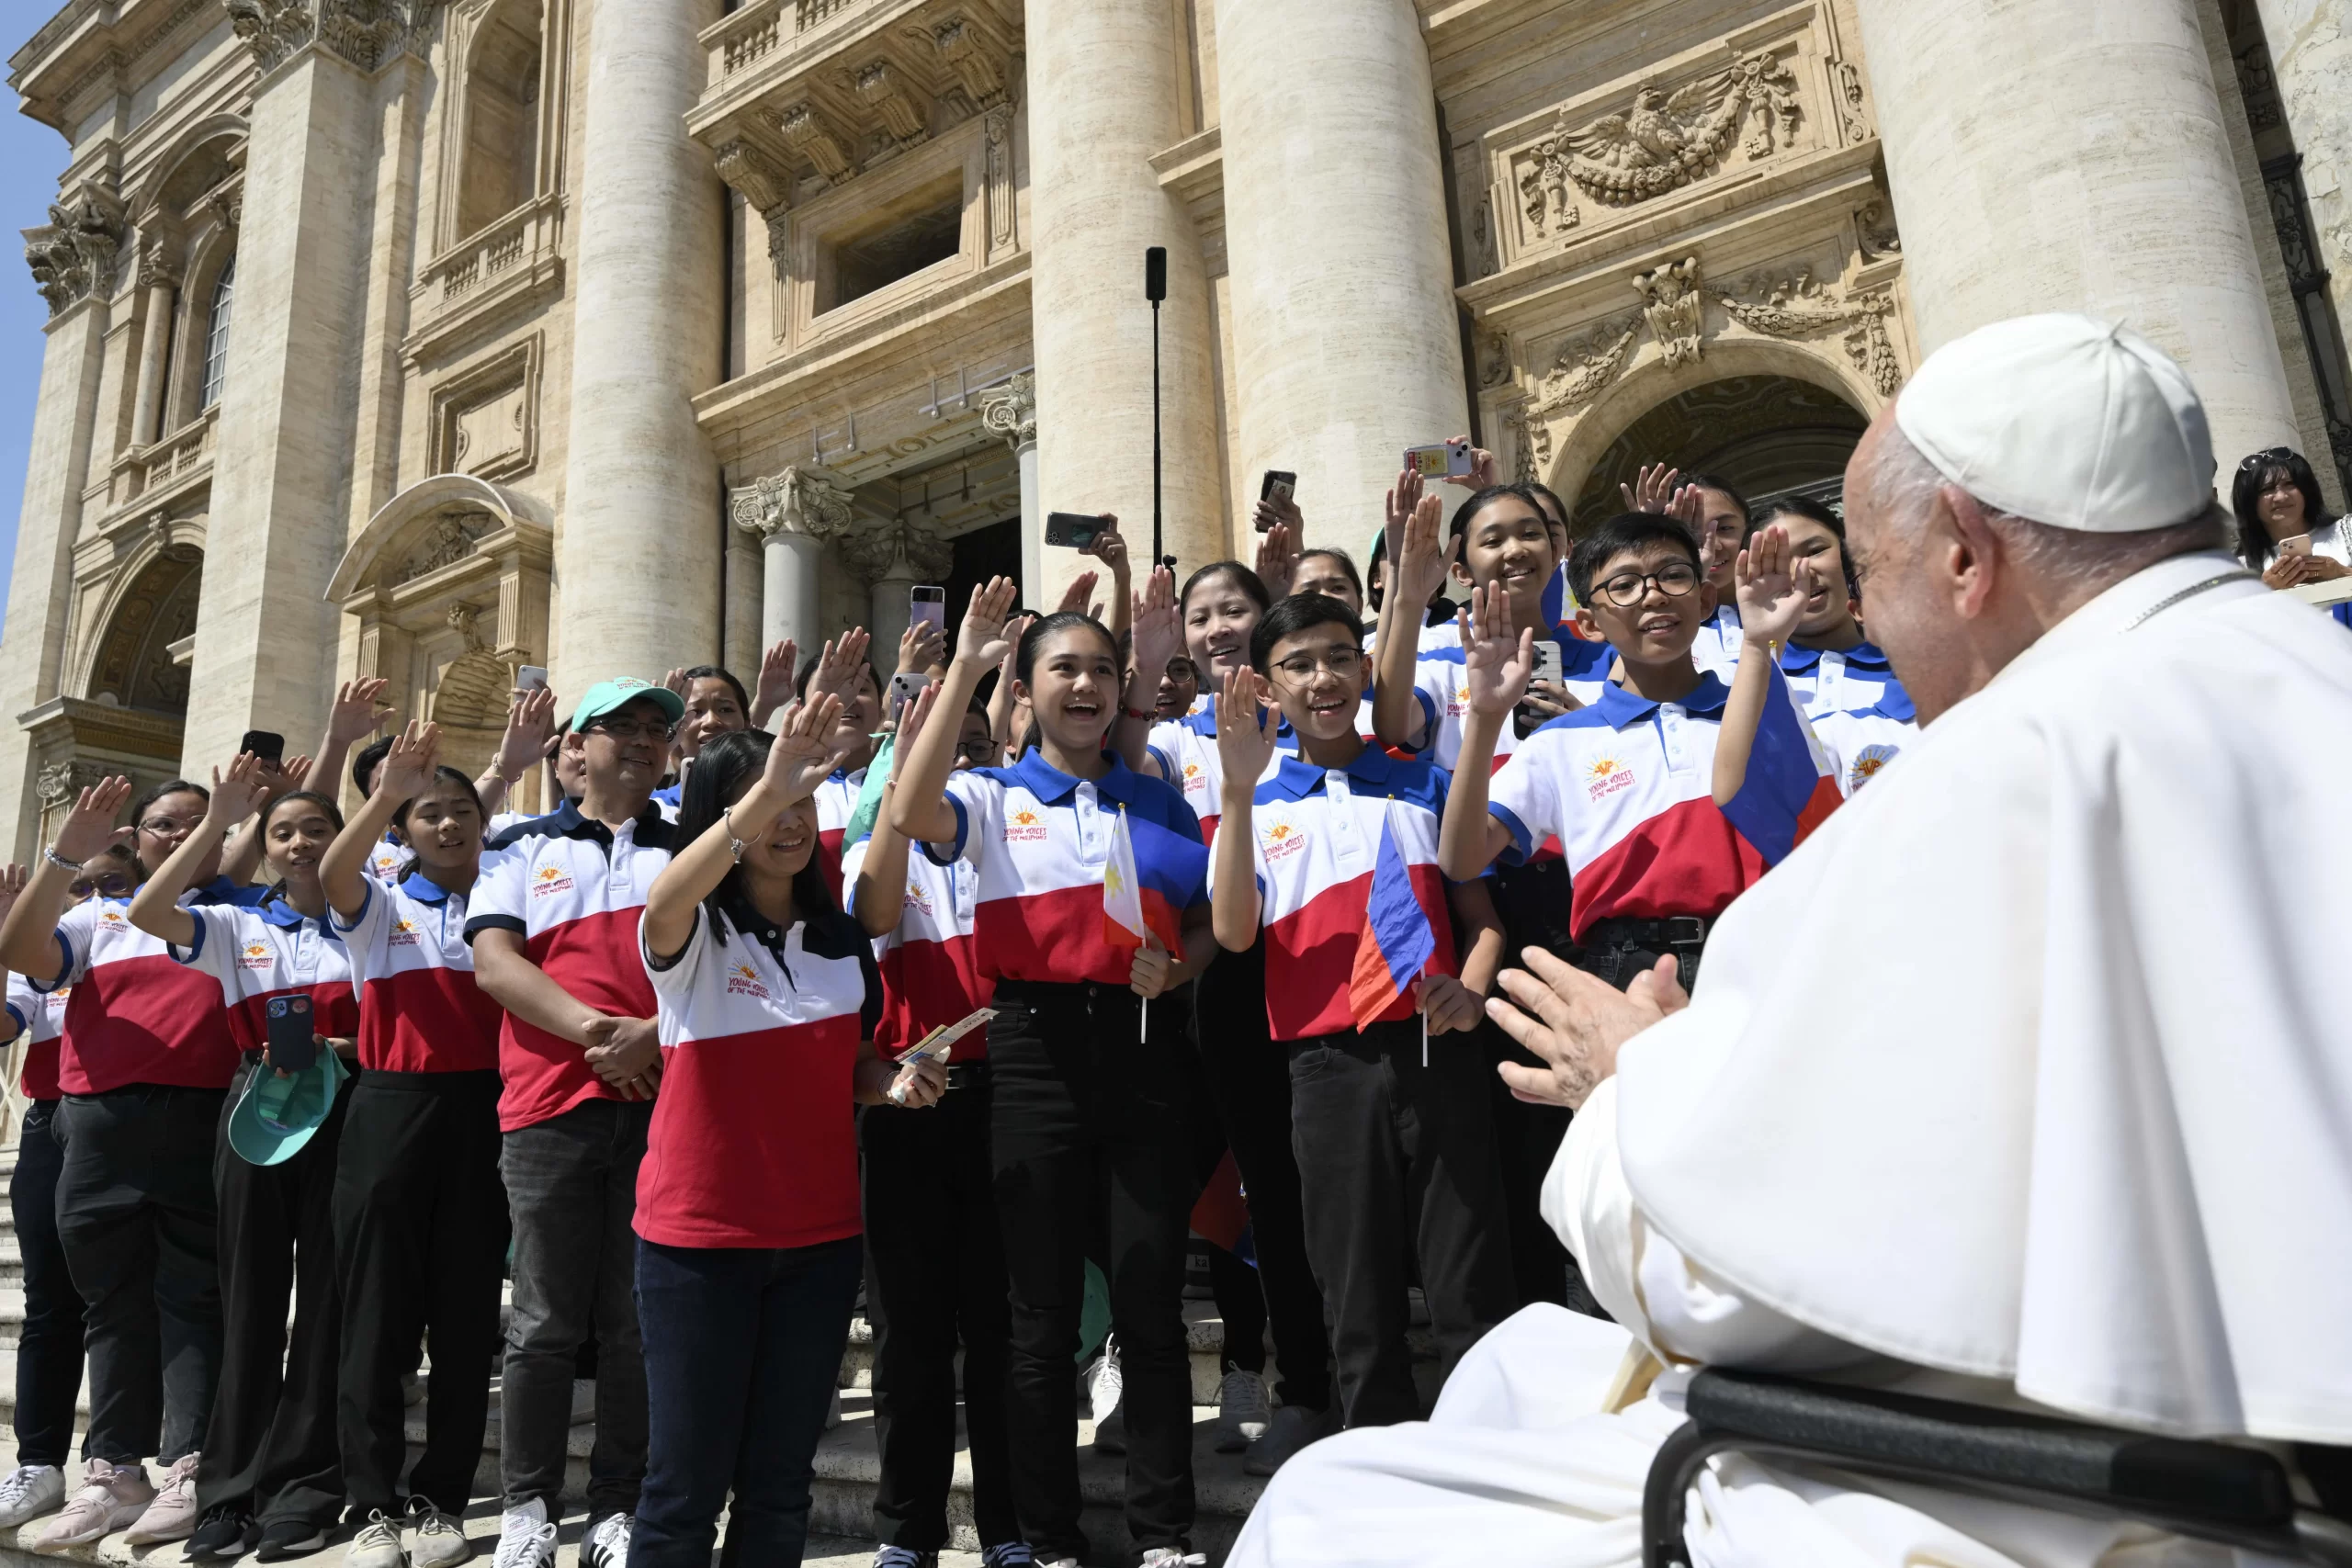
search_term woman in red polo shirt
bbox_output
[632,699,942,1568]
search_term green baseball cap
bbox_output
[570,678,686,732]
[227,1049,349,1167]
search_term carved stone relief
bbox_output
[1714,267,1902,396]
[985,106,1016,252]
[37,761,107,807]
[838,517,953,584]
[731,466,854,542]
[927,15,1007,106]
[1633,256,1706,367]
[430,338,539,482]
[25,184,126,318]
[227,0,439,74]
[978,371,1035,450]
[392,511,494,585]
[86,552,202,715]
[1531,51,1801,212]
[1535,314,1642,415]
[1827,56,1872,146]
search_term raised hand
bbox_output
[888,682,941,782]
[1213,668,1279,793]
[327,677,393,745]
[897,617,947,677]
[0,863,30,920]
[761,693,851,805]
[52,777,133,864]
[208,752,273,827]
[1620,461,1681,515]
[751,637,800,726]
[1461,584,1534,718]
[1736,522,1806,648]
[272,754,316,795]
[1083,518,1131,581]
[1665,483,1713,573]
[1056,570,1101,616]
[1254,521,1301,599]
[1396,491,1455,610]
[956,577,1020,668]
[1441,437,1499,492]
[1128,565,1181,682]
[1384,466,1426,554]
[1251,491,1306,541]
[377,720,443,803]
[496,687,559,783]
[809,628,873,704]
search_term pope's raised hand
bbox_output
[1736,522,1806,648]
[761,693,849,805]
[956,577,1021,669]
[1213,668,1279,793]
[1461,583,1533,719]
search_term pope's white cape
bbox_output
[1618,551,2352,1442]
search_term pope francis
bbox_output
[1227,314,2352,1567]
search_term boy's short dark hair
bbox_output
[1447,483,1552,546]
[1568,513,1704,606]
[1250,592,1365,672]
[675,664,750,714]
[352,735,394,798]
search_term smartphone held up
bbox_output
[1045,513,1110,550]
[1404,440,1475,479]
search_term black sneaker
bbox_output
[255,1516,333,1562]
[185,1505,258,1561]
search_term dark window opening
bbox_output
[830,196,962,309]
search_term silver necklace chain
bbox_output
[2119,569,2257,633]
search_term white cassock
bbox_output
[1228,551,2352,1568]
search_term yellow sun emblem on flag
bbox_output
[1103,861,1127,898]
[535,866,564,882]
[1012,809,1039,827]
[1587,756,1621,781]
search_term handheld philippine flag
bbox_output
[1347,803,1438,1033]
[1720,657,1844,866]
[1541,559,1571,632]
[1102,804,1147,950]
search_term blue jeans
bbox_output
[631,1235,862,1568]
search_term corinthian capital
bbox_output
[731,466,854,543]
[979,371,1035,450]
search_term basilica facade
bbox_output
[0,0,2344,857]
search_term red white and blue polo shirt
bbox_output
[466,800,677,1132]
[365,832,407,886]
[1487,675,1768,943]
[1220,748,1459,1041]
[1780,638,1897,716]
[39,891,243,1092]
[1690,603,1745,678]
[170,894,363,1053]
[1145,708,1298,844]
[926,750,1209,986]
[1405,620,1614,773]
[841,830,991,1060]
[638,899,873,1250]
[334,872,503,1073]
[813,769,867,900]
[1809,685,1919,798]
[6,974,68,1101]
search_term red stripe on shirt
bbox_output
[873,933,993,1059]
[1567,795,1766,942]
[226,982,363,1056]
[1263,864,1456,1041]
[498,907,659,1132]
[973,883,1182,987]
[59,953,240,1093]
[358,967,503,1074]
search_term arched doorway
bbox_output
[86,548,204,717]
[1570,374,1869,532]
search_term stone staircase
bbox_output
[0,1146,1318,1566]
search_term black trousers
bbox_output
[500,1097,651,1521]
[990,979,1200,1562]
[633,1235,862,1568]
[861,1077,1017,1551]
[1177,1010,1267,1379]
[11,1100,85,1470]
[334,1069,509,1517]
[1286,1021,1515,1428]
[1188,942,1333,1412]
[198,1058,352,1528]
[52,1084,225,1466]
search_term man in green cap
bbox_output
[465,677,683,1568]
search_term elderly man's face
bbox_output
[1845,411,1973,724]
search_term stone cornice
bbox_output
[225,0,442,83]
[11,0,220,132]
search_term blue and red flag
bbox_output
[1721,659,1843,865]
[1189,1150,1257,1267]
[1346,804,1438,1031]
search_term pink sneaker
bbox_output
[30,1458,154,1554]
[123,1450,200,1544]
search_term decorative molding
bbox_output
[985,105,1016,252]
[1713,267,1901,395]
[201,183,243,234]
[714,140,794,260]
[777,101,855,183]
[2233,42,2282,133]
[1526,50,1800,213]
[227,0,440,76]
[36,761,108,807]
[852,59,927,146]
[978,370,1035,449]
[1632,255,1706,367]
[1858,200,1901,263]
[839,516,952,583]
[427,335,541,480]
[1533,312,1641,415]
[730,465,854,542]
[1475,326,1511,389]
[25,183,126,318]
[1827,54,1871,146]
[134,231,182,291]
[929,14,1005,105]
[392,512,495,586]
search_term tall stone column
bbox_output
[1216,0,1467,554]
[729,466,851,652]
[557,0,726,691]
[1853,0,2300,478]
[843,521,952,669]
[1025,0,1223,595]
[2250,0,2352,355]
[980,372,1041,602]
[129,247,178,447]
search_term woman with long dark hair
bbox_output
[2232,446,2350,582]
[891,583,1214,1568]
[632,708,942,1567]
[128,762,360,1561]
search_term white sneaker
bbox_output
[32,1458,153,1553]
[582,1512,631,1568]
[407,1498,473,1568]
[1084,1337,1125,1455]
[0,1465,63,1529]
[1214,1367,1272,1453]
[1136,1552,1207,1566]
[491,1498,557,1568]
[345,1510,409,1568]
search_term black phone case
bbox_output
[266,995,317,1072]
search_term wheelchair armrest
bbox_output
[1642,1368,2349,1568]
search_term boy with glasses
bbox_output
[1208,594,1512,1428]
[466,678,684,1568]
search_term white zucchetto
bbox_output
[1893,312,2215,534]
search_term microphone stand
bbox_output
[1151,292,1164,570]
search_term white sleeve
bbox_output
[35,901,100,991]
[171,904,253,999]
[929,772,1001,868]
[640,904,710,1013]
[1407,659,1450,754]
[329,878,390,986]
[1487,732,1564,863]
[465,839,529,942]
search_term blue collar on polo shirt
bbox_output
[1004,748,1153,808]
[254,889,344,939]
[399,870,464,907]
[1869,684,1918,723]
[1261,741,1399,802]
[1577,672,1734,729]
[190,874,269,908]
[1780,637,1894,675]
[537,796,674,850]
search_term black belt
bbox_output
[1580,914,1713,952]
[945,1062,989,1091]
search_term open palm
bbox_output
[763,694,851,803]
[956,577,1021,667]
[1736,523,1806,646]
[1462,585,1533,718]
[1213,670,1278,787]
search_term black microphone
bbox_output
[1145,246,1167,304]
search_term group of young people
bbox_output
[0,429,2143,1568]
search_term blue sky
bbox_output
[0,85,72,638]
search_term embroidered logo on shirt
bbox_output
[100,908,126,926]
[1848,744,1900,792]
[239,942,274,971]
[390,918,421,947]
[1182,762,1201,782]
[1585,755,1637,802]
[903,880,934,917]
[725,961,772,1000]
[531,864,575,897]
[1005,807,1048,843]
[1262,819,1307,861]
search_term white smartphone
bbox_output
[2278,534,2313,557]
[910,585,947,634]
[516,665,549,692]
